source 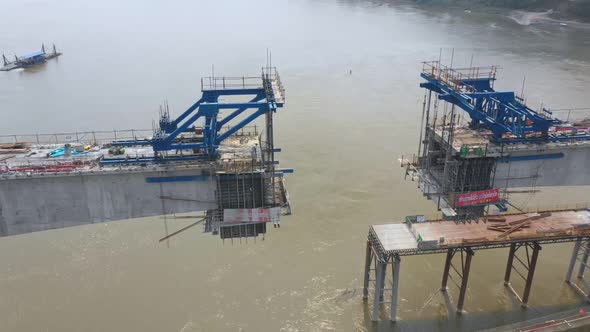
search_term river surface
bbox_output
[1,0,590,331]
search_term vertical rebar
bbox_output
[251,160,256,208]
[417,92,427,159]
[242,174,246,209]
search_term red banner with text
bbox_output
[457,188,500,207]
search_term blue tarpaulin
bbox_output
[21,50,45,59]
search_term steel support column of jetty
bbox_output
[362,209,590,321]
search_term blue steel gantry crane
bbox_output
[106,67,289,239]
[420,61,590,143]
[108,67,285,163]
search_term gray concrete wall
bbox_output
[0,167,217,236]
[493,146,590,188]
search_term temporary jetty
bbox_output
[1,44,62,71]
[363,209,590,321]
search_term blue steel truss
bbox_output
[419,62,590,143]
[113,67,285,159]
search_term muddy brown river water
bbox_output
[1,0,590,330]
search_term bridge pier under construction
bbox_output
[0,66,292,240]
[363,210,590,321]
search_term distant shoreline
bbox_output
[414,0,590,24]
[507,10,589,28]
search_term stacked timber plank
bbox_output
[403,210,590,250]
[0,142,30,154]
[486,212,550,238]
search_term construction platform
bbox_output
[429,126,590,160]
[363,210,590,321]
[0,127,264,177]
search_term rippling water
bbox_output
[1,0,590,331]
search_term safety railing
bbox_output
[0,156,102,174]
[218,124,260,138]
[402,202,590,224]
[518,202,590,214]
[262,66,285,104]
[200,76,262,91]
[422,61,498,93]
[0,129,153,145]
[551,109,590,123]
[216,158,265,174]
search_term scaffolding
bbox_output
[405,77,500,220]
[401,61,584,220]
[204,130,291,239]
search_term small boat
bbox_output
[1,44,62,72]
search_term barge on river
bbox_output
[1,44,62,71]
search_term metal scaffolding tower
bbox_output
[403,61,590,220]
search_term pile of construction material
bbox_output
[486,212,551,238]
[404,210,590,249]
[0,142,30,154]
[405,215,440,249]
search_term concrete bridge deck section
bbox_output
[0,164,217,236]
[363,210,590,321]
[493,144,590,187]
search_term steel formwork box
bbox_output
[219,222,266,239]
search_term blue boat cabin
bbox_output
[18,50,46,67]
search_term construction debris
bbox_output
[487,216,507,222]
[0,142,30,154]
[485,212,552,238]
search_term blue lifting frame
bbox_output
[113,67,285,160]
[419,61,590,143]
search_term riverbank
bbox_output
[415,0,590,23]
[507,9,590,29]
